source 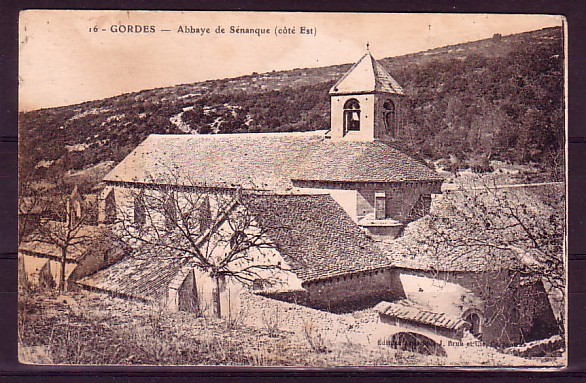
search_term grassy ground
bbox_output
[18,289,424,366]
[18,288,563,367]
[19,290,303,365]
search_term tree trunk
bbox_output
[213,275,221,318]
[59,247,67,292]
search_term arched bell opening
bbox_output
[343,98,361,135]
[383,99,396,138]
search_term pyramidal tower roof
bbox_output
[329,52,404,96]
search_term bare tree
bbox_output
[18,177,51,247]
[113,172,285,317]
[23,185,97,291]
[406,178,565,337]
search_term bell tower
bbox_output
[329,47,404,142]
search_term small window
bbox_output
[104,188,116,224]
[343,99,361,134]
[199,196,212,233]
[383,99,396,137]
[163,195,177,230]
[134,192,146,227]
[230,230,246,251]
[375,191,386,220]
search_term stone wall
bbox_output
[357,184,434,223]
[238,290,361,346]
[385,186,430,223]
[357,189,375,219]
[303,268,405,313]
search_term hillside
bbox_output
[19,27,564,191]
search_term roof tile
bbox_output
[104,132,441,191]
[246,193,394,282]
[77,255,188,301]
[329,53,404,95]
[375,299,469,331]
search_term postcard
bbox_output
[18,10,566,367]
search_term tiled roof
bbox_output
[298,138,441,183]
[381,219,520,272]
[78,193,392,297]
[379,191,533,272]
[245,193,394,282]
[329,53,404,96]
[77,255,189,301]
[103,132,441,191]
[386,247,518,273]
[375,299,470,331]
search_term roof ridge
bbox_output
[329,52,404,95]
[104,132,443,189]
[329,53,369,94]
[148,130,329,139]
[372,57,404,95]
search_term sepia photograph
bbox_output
[17,11,566,367]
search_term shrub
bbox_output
[302,319,329,353]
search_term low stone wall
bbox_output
[504,335,564,357]
[239,291,358,346]
[304,268,405,313]
[258,289,309,306]
[238,291,455,350]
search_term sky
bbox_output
[18,11,563,111]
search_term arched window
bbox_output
[463,309,484,339]
[134,191,146,228]
[383,99,396,137]
[343,99,361,134]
